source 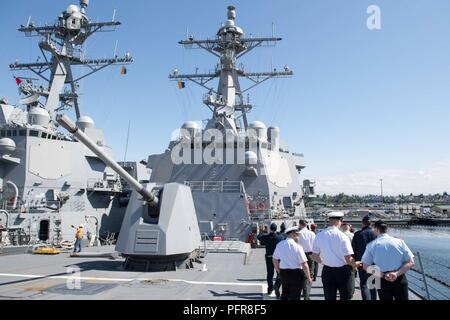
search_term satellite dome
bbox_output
[77,116,95,131]
[245,151,258,165]
[0,138,16,155]
[249,121,267,130]
[181,121,201,140]
[218,24,243,36]
[181,121,201,130]
[67,4,80,14]
[248,121,267,141]
[28,107,50,127]
[225,19,235,28]
[218,6,244,37]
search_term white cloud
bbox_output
[306,160,450,195]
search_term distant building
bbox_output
[395,203,421,215]
[419,204,433,215]
[308,201,327,208]
[432,205,450,215]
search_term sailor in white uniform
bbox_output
[311,212,360,300]
[298,219,316,300]
[272,227,313,300]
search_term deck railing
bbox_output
[408,251,450,300]
[185,181,244,193]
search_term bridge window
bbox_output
[29,130,39,137]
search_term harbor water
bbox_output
[390,227,450,300]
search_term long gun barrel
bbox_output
[56,114,157,204]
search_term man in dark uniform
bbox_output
[273,222,287,296]
[277,222,287,239]
[257,223,284,296]
[352,215,377,300]
[310,224,319,281]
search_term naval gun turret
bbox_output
[57,115,201,271]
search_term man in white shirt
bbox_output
[298,219,316,300]
[341,222,355,298]
[273,227,313,300]
[311,212,360,300]
[341,223,354,241]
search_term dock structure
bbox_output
[313,218,412,229]
[0,247,421,300]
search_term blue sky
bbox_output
[1,0,450,195]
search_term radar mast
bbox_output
[170,5,293,135]
[9,0,133,121]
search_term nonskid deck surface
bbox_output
[0,247,419,300]
[0,246,262,300]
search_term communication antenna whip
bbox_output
[123,120,131,162]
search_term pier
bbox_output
[312,217,450,229]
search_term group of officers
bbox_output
[257,211,415,301]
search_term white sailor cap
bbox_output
[285,227,300,234]
[327,211,344,219]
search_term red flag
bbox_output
[15,77,22,85]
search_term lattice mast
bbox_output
[9,0,133,120]
[170,5,293,134]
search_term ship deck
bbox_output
[0,246,421,300]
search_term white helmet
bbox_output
[78,224,84,228]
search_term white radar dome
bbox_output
[248,121,267,141]
[245,151,258,165]
[0,138,16,155]
[77,116,95,131]
[181,121,201,140]
[28,107,50,127]
[67,4,80,14]
[181,121,201,131]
